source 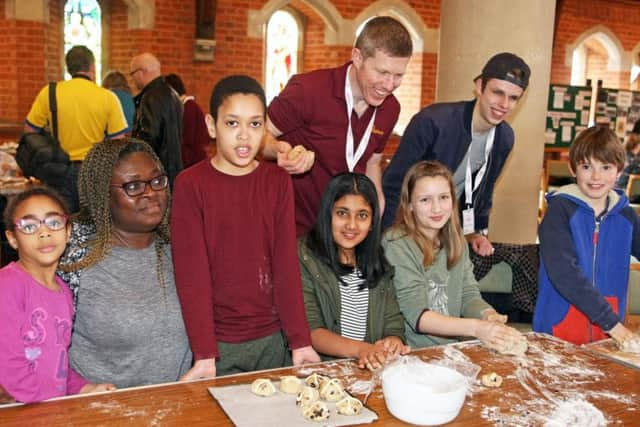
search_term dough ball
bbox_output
[302,401,330,422]
[481,372,503,388]
[319,378,344,402]
[287,145,307,161]
[304,373,329,389]
[336,395,363,416]
[296,386,319,408]
[498,336,528,356]
[250,378,276,397]
[279,375,302,394]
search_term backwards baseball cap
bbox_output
[475,52,530,90]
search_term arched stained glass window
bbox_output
[265,10,299,105]
[64,0,102,82]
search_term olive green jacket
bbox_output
[382,229,492,348]
[297,238,406,358]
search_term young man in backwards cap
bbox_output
[382,52,531,258]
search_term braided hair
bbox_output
[60,138,171,274]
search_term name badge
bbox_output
[462,207,475,235]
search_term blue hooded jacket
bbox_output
[533,184,640,344]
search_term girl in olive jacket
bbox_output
[298,173,409,371]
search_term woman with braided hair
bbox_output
[58,138,192,388]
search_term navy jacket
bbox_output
[382,100,514,229]
[533,185,640,344]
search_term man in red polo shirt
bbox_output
[264,17,413,236]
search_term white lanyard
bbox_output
[344,65,377,172]
[464,127,496,206]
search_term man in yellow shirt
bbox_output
[25,45,127,210]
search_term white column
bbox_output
[437,0,556,243]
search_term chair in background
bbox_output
[627,262,640,330]
[540,159,573,218]
[543,159,573,193]
[625,174,640,213]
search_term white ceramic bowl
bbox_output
[381,358,467,426]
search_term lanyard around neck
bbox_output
[464,126,496,206]
[344,65,377,172]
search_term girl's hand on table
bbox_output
[357,338,410,371]
[357,342,387,371]
[377,336,411,360]
[475,320,523,353]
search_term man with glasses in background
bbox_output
[129,53,183,185]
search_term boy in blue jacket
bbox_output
[534,126,640,347]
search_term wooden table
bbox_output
[1,333,639,426]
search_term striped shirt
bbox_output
[339,269,369,341]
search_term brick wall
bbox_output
[2,0,639,127]
[585,48,625,89]
[551,0,640,87]
[290,0,351,73]
[0,0,442,125]
[0,0,18,123]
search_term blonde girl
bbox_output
[382,161,523,350]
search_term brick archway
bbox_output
[566,25,625,72]
[248,0,350,45]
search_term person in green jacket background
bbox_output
[382,161,523,349]
[298,173,409,371]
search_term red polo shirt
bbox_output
[268,62,400,236]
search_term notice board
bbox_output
[545,85,592,148]
[594,88,640,142]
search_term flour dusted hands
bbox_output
[357,337,410,371]
[475,320,526,354]
[609,323,640,353]
[276,141,315,175]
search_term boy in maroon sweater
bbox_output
[171,76,320,378]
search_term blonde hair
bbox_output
[392,161,465,269]
[354,16,412,59]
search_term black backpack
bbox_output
[16,82,70,188]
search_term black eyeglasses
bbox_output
[14,214,69,235]
[110,174,169,197]
[129,68,143,77]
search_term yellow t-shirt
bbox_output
[25,77,128,161]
